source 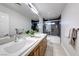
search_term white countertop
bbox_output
[0,33,47,56]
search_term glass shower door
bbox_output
[43,20,60,36]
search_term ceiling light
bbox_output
[15,3,22,6]
[26,3,38,15]
[45,22,55,25]
[51,22,55,25]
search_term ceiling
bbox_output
[33,3,66,19]
[0,3,66,20]
[0,3,39,20]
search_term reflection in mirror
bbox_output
[0,12,9,38]
[0,3,39,45]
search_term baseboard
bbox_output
[61,43,70,56]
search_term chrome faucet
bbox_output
[14,28,19,42]
[14,34,18,42]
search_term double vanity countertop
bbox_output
[0,33,47,56]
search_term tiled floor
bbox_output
[45,36,67,56]
[47,35,60,44]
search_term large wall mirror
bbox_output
[0,12,9,37]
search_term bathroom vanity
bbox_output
[28,35,47,56]
[0,33,47,56]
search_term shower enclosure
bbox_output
[43,20,60,36]
[31,19,61,37]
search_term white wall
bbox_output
[61,4,79,55]
[0,12,9,37]
[0,5,31,36]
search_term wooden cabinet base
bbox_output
[28,36,47,56]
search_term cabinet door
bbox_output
[42,38,47,55]
[39,45,44,56]
[29,46,39,56]
[44,38,47,49]
[34,48,40,56]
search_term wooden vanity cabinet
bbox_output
[28,36,47,56]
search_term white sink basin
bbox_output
[4,38,37,53]
[0,33,46,56]
[0,36,12,45]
